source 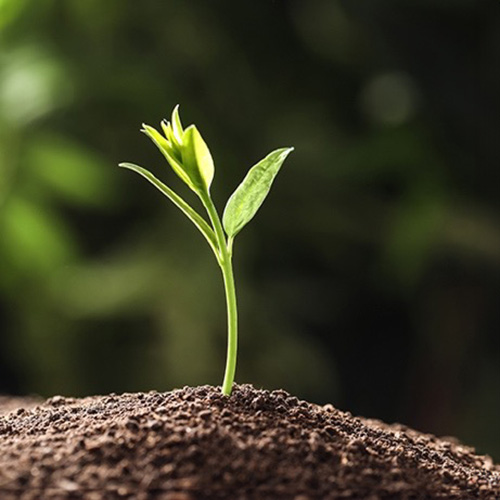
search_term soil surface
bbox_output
[0,395,42,416]
[0,385,498,500]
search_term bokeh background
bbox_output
[1,0,499,459]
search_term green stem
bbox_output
[219,251,238,396]
[200,192,238,396]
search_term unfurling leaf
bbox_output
[222,147,294,238]
[170,105,183,144]
[141,108,214,195]
[141,124,193,189]
[181,125,215,193]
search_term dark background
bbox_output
[1,0,499,460]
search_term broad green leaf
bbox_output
[182,125,215,193]
[119,163,219,258]
[222,147,293,238]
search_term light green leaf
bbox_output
[141,124,194,190]
[171,105,183,144]
[118,163,219,258]
[141,123,170,150]
[222,147,293,238]
[182,125,215,193]
[161,120,176,145]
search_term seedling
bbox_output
[120,106,293,396]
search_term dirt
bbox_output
[0,395,43,417]
[0,385,498,500]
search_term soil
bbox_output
[0,385,498,500]
[0,395,42,417]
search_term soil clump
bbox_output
[0,384,498,499]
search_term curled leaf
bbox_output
[181,124,215,193]
[171,105,183,144]
[142,107,214,195]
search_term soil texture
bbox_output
[0,384,499,499]
[0,396,42,416]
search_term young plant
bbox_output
[119,106,293,396]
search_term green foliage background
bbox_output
[1,0,499,459]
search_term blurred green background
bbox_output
[1,0,499,459]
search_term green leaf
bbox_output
[161,120,177,146]
[182,125,215,193]
[171,104,183,145]
[118,163,219,258]
[141,124,195,190]
[222,147,293,238]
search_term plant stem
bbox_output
[219,251,238,396]
[200,193,238,396]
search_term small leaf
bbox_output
[161,120,176,146]
[141,123,170,150]
[171,105,183,144]
[222,147,293,238]
[182,125,215,192]
[142,124,195,190]
[119,163,219,258]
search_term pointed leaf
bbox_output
[119,163,219,258]
[222,147,293,238]
[142,124,195,191]
[161,120,176,146]
[141,123,170,150]
[182,125,215,192]
[171,105,183,144]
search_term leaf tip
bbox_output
[118,162,137,171]
[183,123,196,134]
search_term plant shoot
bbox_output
[120,106,293,395]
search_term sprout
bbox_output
[120,106,293,396]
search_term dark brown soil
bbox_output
[0,385,498,499]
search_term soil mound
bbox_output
[0,384,498,499]
[0,396,42,416]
